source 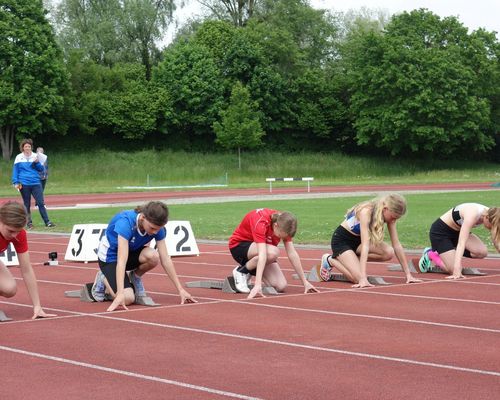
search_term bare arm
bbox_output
[247,242,267,299]
[387,222,420,283]
[156,239,196,304]
[18,252,56,319]
[284,241,318,293]
[356,208,372,286]
[107,235,130,311]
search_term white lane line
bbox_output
[0,345,262,400]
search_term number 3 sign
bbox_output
[64,224,108,262]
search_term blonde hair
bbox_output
[487,207,500,252]
[347,193,407,244]
[0,202,28,228]
[271,211,297,238]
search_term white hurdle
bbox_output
[265,177,314,193]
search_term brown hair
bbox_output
[271,211,298,238]
[0,201,28,228]
[487,207,500,252]
[19,138,33,152]
[134,201,169,226]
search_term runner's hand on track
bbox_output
[304,281,319,293]
[107,292,128,312]
[179,288,197,304]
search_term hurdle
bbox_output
[266,177,314,193]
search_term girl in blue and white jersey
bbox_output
[319,194,420,288]
[94,201,196,311]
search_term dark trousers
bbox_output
[20,184,50,225]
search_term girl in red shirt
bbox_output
[229,208,318,299]
[0,202,55,319]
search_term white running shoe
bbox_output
[232,266,250,293]
[91,271,106,302]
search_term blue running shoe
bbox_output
[91,271,106,302]
[129,270,146,297]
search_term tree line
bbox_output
[1,0,498,161]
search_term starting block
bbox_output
[388,258,486,276]
[64,283,160,306]
[294,265,389,285]
[0,310,12,322]
[185,276,279,295]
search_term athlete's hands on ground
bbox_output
[247,284,265,299]
[445,274,465,280]
[107,293,128,312]
[304,281,319,293]
[406,276,422,284]
[352,278,374,288]
[32,306,57,319]
[180,289,197,304]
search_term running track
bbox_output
[1,183,499,399]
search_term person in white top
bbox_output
[422,203,500,279]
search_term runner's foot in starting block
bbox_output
[64,283,160,306]
[0,310,12,322]
[294,265,389,285]
[186,276,279,295]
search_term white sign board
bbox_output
[0,243,19,266]
[65,221,199,262]
[64,224,108,262]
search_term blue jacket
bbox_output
[12,153,44,186]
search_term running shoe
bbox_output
[319,253,333,281]
[129,270,146,297]
[46,222,56,228]
[26,223,33,230]
[418,247,431,273]
[232,266,250,293]
[91,271,106,302]
[428,250,445,268]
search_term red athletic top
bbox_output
[0,229,28,254]
[229,208,291,248]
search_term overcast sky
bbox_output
[166,0,499,44]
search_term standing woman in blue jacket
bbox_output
[11,139,55,229]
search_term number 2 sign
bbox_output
[150,221,199,257]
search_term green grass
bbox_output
[27,191,499,250]
[1,149,498,195]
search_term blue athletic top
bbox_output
[11,152,45,186]
[345,210,361,235]
[97,210,166,263]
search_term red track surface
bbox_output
[1,184,500,399]
[1,181,497,207]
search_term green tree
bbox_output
[54,0,175,79]
[0,0,67,160]
[213,81,264,168]
[346,9,495,156]
[64,59,171,141]
[197,0,259,27]
[153,40,226,149]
